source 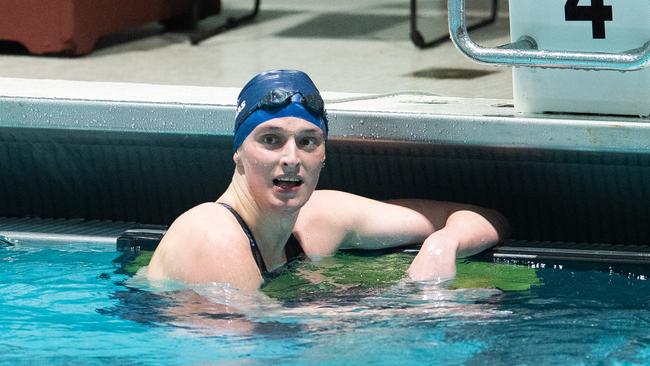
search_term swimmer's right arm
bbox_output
[147,204,264,291]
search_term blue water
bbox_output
[2,242,650,365]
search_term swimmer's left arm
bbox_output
[406,206,509,282]
[304,191,507,249]
[346,196,508,254]
[300,191,508,274]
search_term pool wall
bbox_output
[2,78,650,246]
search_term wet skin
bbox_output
[146,117,507,290]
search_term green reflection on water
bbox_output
[119,249,541,300]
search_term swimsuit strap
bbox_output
[217,202,269,276]
[285,233,305,263]
[217,202,306,281]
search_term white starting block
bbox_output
[448,0,650,117]
[511,0,649,116]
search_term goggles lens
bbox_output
[244,88,326,123]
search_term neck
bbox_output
[218,173,299,270]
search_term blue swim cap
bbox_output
[233,70,328,152]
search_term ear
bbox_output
[233,151,240,165]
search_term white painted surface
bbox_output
[510,0,650,116]
[0,77,510,116]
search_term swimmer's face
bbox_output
[235,117,326,211]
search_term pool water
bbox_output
[2,242,650,365]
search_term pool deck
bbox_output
[0,0,513,99]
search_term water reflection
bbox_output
[106,268,509,339]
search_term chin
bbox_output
[268,192,312,214]
[274,197,307,211]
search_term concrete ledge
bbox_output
[1,77,649,153]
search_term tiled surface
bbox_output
[0,0,514,99]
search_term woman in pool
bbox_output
[146,69,508,291]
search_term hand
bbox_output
[407,231,459,283]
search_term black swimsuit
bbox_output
[218,202,305,283]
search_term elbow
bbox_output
[481,207,511,243]
[452,205,511,243]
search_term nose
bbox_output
[280,139,300,171]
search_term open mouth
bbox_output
[273,177,303,190]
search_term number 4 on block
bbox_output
[564,0,613,39]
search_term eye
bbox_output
[260,134,282,146]
[297,136,321,150]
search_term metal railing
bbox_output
[447,0,650,71]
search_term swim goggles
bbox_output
[238,88,327,126]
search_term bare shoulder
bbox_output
[298,190,358,224]
[294,190,371,255]
[163,202,240,246]
[300,190,394,222]
[301,190,368,213]
[146,203,261,289]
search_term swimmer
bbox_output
[146,69,509,291]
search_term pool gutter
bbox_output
[1,77,650,249]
